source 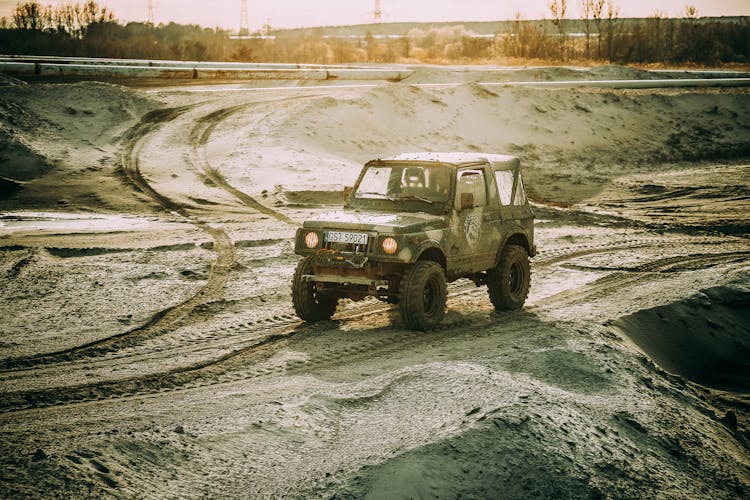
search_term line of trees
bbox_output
[0,1,748,66]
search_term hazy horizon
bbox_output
[1,0,748,31]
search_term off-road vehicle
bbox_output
[292,152,535,330]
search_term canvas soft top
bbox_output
[376,152,520,170]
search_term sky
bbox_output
[1,0,748,31]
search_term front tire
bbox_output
[399,261,447,331]
[487,244,530,311]
[292,256,338,321]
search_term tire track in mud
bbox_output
[0,100,302,371]
[0,236,735,376]
[536,250,750,309]
[2,244,746,413]
[0,106,238,371]
[1,97,328,372]
[0,236,701,375]
[188,104,297,225]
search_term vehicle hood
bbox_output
[302,210,445,234]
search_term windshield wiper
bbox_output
[355,191,390,199]
[356,192,435,204]
[397,194,434,204]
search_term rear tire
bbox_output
[399,261,447,331]
[292,256,338,321]
[487,244,530,311]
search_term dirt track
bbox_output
[1,68,749,498]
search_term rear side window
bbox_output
[495,171,514,205]
[514,172,528,206]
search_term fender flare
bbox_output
[410,240,445,264]
[496,231,532,264]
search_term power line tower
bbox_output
[373,0,382,23]
[240,0,249,36]
[147,0,154,24]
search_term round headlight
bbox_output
[382,237,398,255]
[304,231,319,249]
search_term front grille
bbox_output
[323,239,373,254]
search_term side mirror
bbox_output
[460,192,474,210]
[343,186,353,200]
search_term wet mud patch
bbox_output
[179,268,210,281]
[44,243,196,258]
[613,276,750,392]
[46,246,132,258]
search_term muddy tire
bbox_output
[398,261,447,331]
[292,256,338,321]
[488,244,530,311]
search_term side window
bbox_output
[514,172,528,206]
[456,170,487,208]
[494,170,514,206]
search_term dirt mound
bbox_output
[613,272,750,392]
[0,82,157,210]
[401,66,463,84]
[336,423,599,499]
[589,64,661,80]
[402,65,662,84]
[511,66,590,81]
[281,78,750,205]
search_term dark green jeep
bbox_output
[292,153,535,330]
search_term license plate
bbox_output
[326,231,368,245]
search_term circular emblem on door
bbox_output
[464,212,481,248]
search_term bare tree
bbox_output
[680,4,700,62]
[604,0,619,61]
[580,0,593,59]
[549,0,567,60]
[504,11,525,58]
[591,0,605,59]
[13,1,43,30]
[644,10,665,61]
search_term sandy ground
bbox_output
[1,66,749,498]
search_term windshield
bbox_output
[352,164,452,210]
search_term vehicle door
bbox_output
[448,167,496,273]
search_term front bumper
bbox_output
[295,227,411,265]
[301,273,388,287]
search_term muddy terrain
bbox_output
[1,66,749,498]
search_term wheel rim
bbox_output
[508,261,523,296]
[422,277,440,316]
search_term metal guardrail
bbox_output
[0,54,403,71]
[0,56,411,81]
[2,56,749,87]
